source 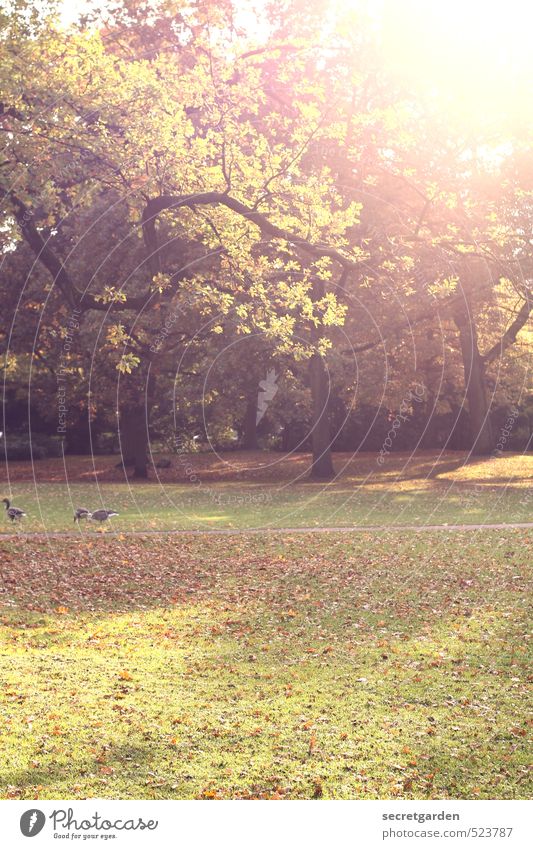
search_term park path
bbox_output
[1,521,533,538]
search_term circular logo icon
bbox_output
[20,810,46,837]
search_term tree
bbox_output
[2,0,531,473]
[1,2,366,476]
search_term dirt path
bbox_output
[1,521,532,538]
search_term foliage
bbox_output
[0,434,63,461]
[0,0,531,469]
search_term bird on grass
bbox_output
[2,497,26,522]
[90,509,119,523]
[74,508,91,523]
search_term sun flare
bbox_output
[380,0,533,127]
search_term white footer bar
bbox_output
[2,799,531,848]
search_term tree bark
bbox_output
[309,352,334,478]
[282,423,293,452]
[454,296,494,455]
[120,405,149,478]
[241,397,259,449]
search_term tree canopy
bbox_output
[1,0,532,476]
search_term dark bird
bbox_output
[2,497,26,522]
[90,509,119,523]
[74,508,91,523]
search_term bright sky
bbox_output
[59,0,533,130]
[380,0,533,128]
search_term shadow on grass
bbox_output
[0,742,156,799]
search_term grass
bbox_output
[0,530,531,800]
[1,450,532,532]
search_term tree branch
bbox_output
[7,192,79,309]
[6,192,151,312]
[483,292,533,364]
[142,192,365,270]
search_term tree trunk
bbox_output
[309,352,334,478]
[120,405,149,478]
[241,397,259,449]
[454,303,494,456]
[282,423,292,452]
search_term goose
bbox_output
[74,508,91,523]
[90,509,119,523]
[2,498,26,522]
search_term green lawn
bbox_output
[1,470,532,533]
[0,531,531,800]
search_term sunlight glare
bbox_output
[380,0,533,127]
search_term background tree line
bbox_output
[1,0,532,478]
